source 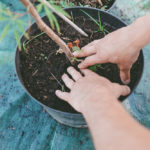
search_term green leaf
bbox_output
[16,20,26,25]
[36,3,43,13]
[61,85,65,92]
[81,9,99,26]
[0,15,8,21]
[51,4,70,18]
[16,20,29,39]
[89,65,97,72]
[14,28,21,50]
[44,6,60,33]
[98,12,104,32]
[72,46,81,52]
[51,14,60,33]
[89,64,102,72]
[44,6,55,29]
[0,23,10,42]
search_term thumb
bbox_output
[119,68,131,84]
[78,54,108,69]
[113,83,131,97]
[119,85,131,96]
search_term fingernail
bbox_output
[127,87,131,93]
[73,52,78,56]
[124,79,130,84]
[78,64,82,68]
[55,90,60,94]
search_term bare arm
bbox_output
[73,14,150,84]
[55,67,150,150]
[83,96,150,150]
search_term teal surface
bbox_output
[0,0,150,150]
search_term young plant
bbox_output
[89,64,103,72]
[50,72,65,92]
[67,39,102,71]
[81,9,109,35]
[0,0,88,63]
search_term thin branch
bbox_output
[42,0,88,37]
[97,0,103,6]
[20,0,73,63]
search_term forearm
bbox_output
[128,14,150,50]
[82,97,150,150]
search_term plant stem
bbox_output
[97,0,103,6]
[20,0,73,63]
[42,0,88,37]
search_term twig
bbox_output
[97,0,103,6]
[20,0,73,63]
[42,0,88,37]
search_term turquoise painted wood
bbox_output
[0,0,150,149]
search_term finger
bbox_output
[67,66,82,81]
[55,90,70,102]
[81,69,98,76]
[120,69,131,84]
[82,39,99,48]
[62,74,74,89]
[113,83,130,96]
[78,55,100,68]
[73,45,96,57]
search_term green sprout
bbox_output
[72,46,81,52]
[23,32,45,52]
[89,64,103,72]
[81,9,109,35]
[50,72,65,92]
[71,57,83,62]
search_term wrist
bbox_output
[81,94,119,115]
[127,15,150,50]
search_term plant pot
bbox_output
[15,7,144,128]
[64,0,116,11]
[33,0,116,11]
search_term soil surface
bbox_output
[19,15,142,113]
[68,0,115,10]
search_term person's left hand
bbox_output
[55,67,130,113]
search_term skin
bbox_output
[73,14,150,84]
[56,15,150,150]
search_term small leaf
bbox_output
[44,6,60,33]
[81,9,99,26]
[51,14,60,33]
[89,64,102,72]
[16,20,26,25]
[61,85,65,92]
[0,15,8,21]
[36,4,43,13]
[72,46,81,52]
[16,21,29,39]
[89,65,97,72]
[44,6,55,29]
[0,23,10,42]
[51,4,70,18]
[14,28,21,50]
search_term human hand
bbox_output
[55,67,130,113]
[73,27,141,84]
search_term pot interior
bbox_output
[15,7,144,114]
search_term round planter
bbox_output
[64,0,117,11]
[15,7,144,128]
[33,0,116,11]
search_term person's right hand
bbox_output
[73,26,141,84]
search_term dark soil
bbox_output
[19,16,142,113]
[68,0,115,10]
